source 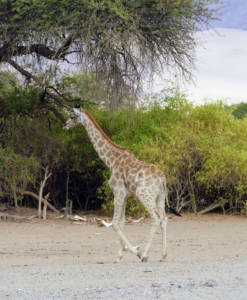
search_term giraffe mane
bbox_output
[84,110,133,154]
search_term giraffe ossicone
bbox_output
[63,108,181,262]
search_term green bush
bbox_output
[1,71,247,215]
[94,96,247,215]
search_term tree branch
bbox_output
[6,58,44,87]
[47,106,67,123]
[5,59,69,124]
[0,36,74,63]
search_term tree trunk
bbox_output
[42,193,50,221]
[11,183,20,215]
[69,200,73,215]
[65,171,73,217]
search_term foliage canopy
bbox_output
[0,0,220,109]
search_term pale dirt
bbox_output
[0,209,247,299]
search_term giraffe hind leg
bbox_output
[156,190,168,261]
[136,190,161,262]
[139,209,160,262]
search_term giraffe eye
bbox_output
[70,116,75,120]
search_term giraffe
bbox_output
[63,108,181,262]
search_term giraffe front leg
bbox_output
[112,198,139,260]
[115,200,127,263]
[112,222,139,258]
[115,238,125,263]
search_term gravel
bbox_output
[1,257,246,299]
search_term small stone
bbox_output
[203,282,214,287]
[152,282,162,287]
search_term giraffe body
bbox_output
[63,108,176,262]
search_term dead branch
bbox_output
[11,182,20,215]
[24,191,59,214]
[38,166,52,219]
[64,171,73,218]
[197,201,227,215]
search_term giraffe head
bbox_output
[63,108,85,130]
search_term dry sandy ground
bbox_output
[0,210,247,299]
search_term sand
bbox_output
[0,210,247,299]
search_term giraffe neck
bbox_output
[83,111,128,170]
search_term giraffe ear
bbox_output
[73,108,82,115]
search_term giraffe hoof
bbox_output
[137,249,148,262]
[114,260,122,264]
[141,256,149,262]
[114,256,123,263]
[159,253,167,262]
[137,249,142,259]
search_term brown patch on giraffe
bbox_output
[145,176,153,185]
[99,149,105,156]
[138,172,144,179]
[117,180,124,188]
[113,152,121,159]
[124,157,134,166]
[110,177,117,187]
[98,140,104,148]
[129,169,137,176]
[144,169,152,176]
[114,171,120,180]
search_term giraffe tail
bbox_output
[169,207,182,217]
[162,179,182,217]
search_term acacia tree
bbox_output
[0,0,220,112]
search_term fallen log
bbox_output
[197,201,227,215]
[0,212,38,220]
[24,191,60,214]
